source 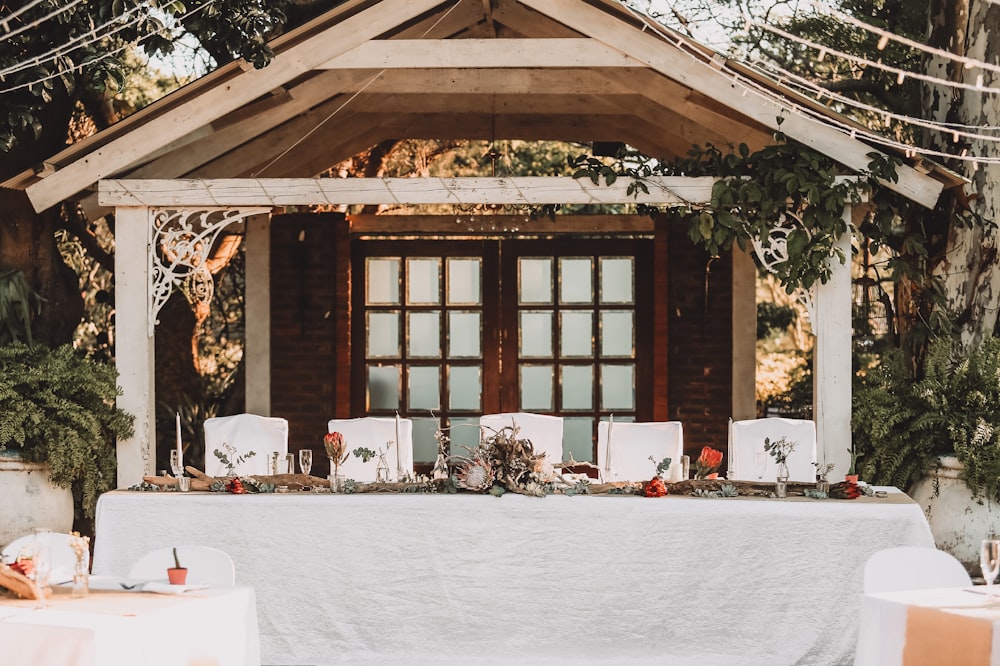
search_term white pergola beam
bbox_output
[518,0,943,209]
[99,176,717,207]
[318,38,642,69]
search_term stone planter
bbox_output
[909,455,1000,573]
[0,453,73,547]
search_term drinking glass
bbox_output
[169,450,183,477]
[754,452,767,480]
[981,539,1000,597]
[31,528,52,609]
[299,449,313,476]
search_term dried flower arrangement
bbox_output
[449,424,556,496]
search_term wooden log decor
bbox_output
[667,479,817,497]
[0,564,43,600]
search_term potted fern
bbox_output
[0,342,135,536]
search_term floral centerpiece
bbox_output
[324,431,348,479]
[763,436,797,478]
[693,446,723,479]
[450,424,554,496]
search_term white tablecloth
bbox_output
[855,587,1000,666]
[93,490,933,666]
[0,584,259,666]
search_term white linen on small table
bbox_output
[326,416,414,481]
[855,586,1000,666]
[0,585,259,666]
[94,489,932,665]
[596,420,684,481]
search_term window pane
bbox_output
[447,258,481,305]
[407,311,441,358]
[367,312,400,358]
[411,416,439,464]
[560,310,593,357]
[519,311,553,358]
[367,258,400,305]
[520,258,553,304]
[600,364,635,410]
[563,416,595,463]
[408,366,440,411]
[448,417,480,456]
[448,311,481,358]
[561,365,594,411]
[520,364,554,411]
[600,311,634,358]
[600,257,633,304]
[560,257,593,304]
[407,258,441,305]
[448,365,482,411]
[367,365,400,410]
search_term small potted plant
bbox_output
[167,547,187,585]
[845,446,860,484]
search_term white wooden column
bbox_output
[813,205,853,475]
[245,213,272,415]
[114,206,156,487]
[731,247,757,420]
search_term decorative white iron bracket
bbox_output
[750,212,816,323]
[148,207,269,336]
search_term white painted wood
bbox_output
[99,176,718,206]
[114,206,156,487]
[731,247,757,421]
[317,38,641,69]
[244,213,272,416]
[23,0,446,212]
[518,0,943,209]
[812,211,853,478]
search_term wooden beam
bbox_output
[342,67,642,95]
[517,0,944,209]
[481,0,497,37]
[317,39,641,69]
[23,0,447,212]
[492,0,581,38]
[349,213,655,233]
[99,176,718,206]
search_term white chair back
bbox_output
[730,417,817,482]
[479,413,564,465]
[596,421,684,482]
[1,532,79,584]
[128,545,236,586]
[326,417,414,482]
[863,546,971,593]
[204,414,288,477]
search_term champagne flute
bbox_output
[981,539,1000,598]
[298,449,313,476]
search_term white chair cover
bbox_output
[596,420,684,482]
[326,417,414,482]
[479,413,564,465]
[730,417,817,483]
[863,546,971,593]
[1,532,79,584]
[128,545,236,585]
[203,414,289,477]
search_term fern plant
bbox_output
[0,342,135,521]
[854,337,1000,501]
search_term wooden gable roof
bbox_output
[2,0,954,213]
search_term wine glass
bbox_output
[298,449,313,476]
[981,539,1000,597]
[31,528,53,609]
[754,452,767,480]
[169,450,183,477]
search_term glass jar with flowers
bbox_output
[764,436,797,497]
[324,431,348,492]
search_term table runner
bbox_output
[903,605,992,666]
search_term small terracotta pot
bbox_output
[167,567,188,585]
[845,474,859,484]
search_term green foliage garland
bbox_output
[0,343,135,519]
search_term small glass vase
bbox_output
[775,461,790,498]
[431,453,449,481]
[376,454,391,483]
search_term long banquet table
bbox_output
[0,583,259,666]
[93,489,933,666]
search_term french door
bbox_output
[352,237,652,468]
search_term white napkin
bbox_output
[142,581,208,595]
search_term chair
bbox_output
[729,417,818,483]
[326,416,414,482]
[204,413,288,477]
[863,546,971,593]
[128,545,236,585]
[596,420,684,482]
[479,413,564,465]
[1,532,79,584]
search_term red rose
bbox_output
[644,477,668,498]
